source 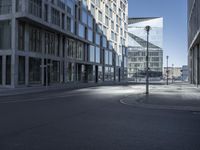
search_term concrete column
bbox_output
[41,30,45,85]
[24,23,29,86]
[59,35,63,83]
[195,46,198,85]
[65,61,68,83]
[41,59,44,85]
[2,56,6,86]
[192,48,194,84]
[64,40,67,83]
[197,44,200,85]
[11,0,17,88]
[25,56,29,86]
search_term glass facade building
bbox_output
[0,0,128,88]
[188,0,200,85]
[128,17,163,80]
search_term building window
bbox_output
[18,56,25,84]
[98,11,102,22]
[89,45,95,62]
[102,36,107,48]
[90,4,95,17]
[67,0,74,15]
[49,33,55,55]
[103,26,107,35]
[78,23,85,38]
[0,20,11,50]
[67,16,73,33]
[16,0,22,12]
[105,50,109,65]
[51,8,60,26]
[96,47,100,63]
[6,55,11,85]
[0,56,2,85]
[105,16,109,26]
[96,0,100,8]
[29,0,42,18]
[77,42,84,60]
[55,34,60,56]
[67,39,76,58]
[29,57,41,84]
[95,33,100,46]
[0,0,11,14]
[44,4,48,22]
[18,22,25,51]
[82,9,87,24]
[111,20,114,30]
[62,13,65,29]
[88,15,93,29]
[88,28,93,42]
[52,60,60,83]
[111,31,115,41]
[29,26,42,53]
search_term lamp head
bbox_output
[145,26,151,32]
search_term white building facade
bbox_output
[86,0,128,79]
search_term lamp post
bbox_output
[145,26,151,95]
[172,64,174,83]
[166,56,169,85]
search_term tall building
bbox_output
[127,17,163,80]
[0,0,128,88]
[86,0,129,79]
[188,0,200,85]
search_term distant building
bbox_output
[188,0,200,85]
[128,17,163,80]
[181,65,189,81]
[164,67,182,80]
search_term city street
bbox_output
[0,83,200,150]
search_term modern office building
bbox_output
[0,0,128,88]
[86,0,129,80]
[188,0,200,85]
[127,17,163,80]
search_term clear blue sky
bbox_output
[128,0,188,67]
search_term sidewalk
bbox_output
[121,82,200,111]
[0,82,129,97]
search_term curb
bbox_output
[120,94,200,112]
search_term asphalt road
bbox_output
[0,84,200,150]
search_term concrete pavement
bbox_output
[0,83,200,150]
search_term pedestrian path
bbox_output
[0,82,129,97]
[121,82,200,111]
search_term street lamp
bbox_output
[145,26,151,95]
[172,64,174,83]
[166,56,169,85]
